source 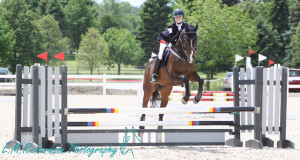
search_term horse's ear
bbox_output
[185,24,189,32]
[195,23,198,31]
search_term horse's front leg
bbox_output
[180,75,191,104]
[170,73,191,104]
[189,72,204,104]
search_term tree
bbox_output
[98,0,122,18]
[25,0,68,37]
[25,0,40,13]
[95,0,122,32]
[104,28,143,75]
[36,15,70,66]
[77,28,109,75]
[240,1,281,66]
[97,1,140,34]
[187,0,258,90]
[119,2,140,35]
[222,0,239,7]
[0,16,15,68]
[63,0,97,50]
[60,0,70,7]
[291,22,300,67]
[237,1,260,20]
[175,0,239,8]
[36,0,48,15]
[99,15,121,34]
[289,0,300,30]
[0,0,43,73]
[269,0,290,34]
[255,15,282,65]
[137,0,172,65]
[45,0,68,37]
[26,0,69,37]
[283,0,300,66]
[269,0,290,61]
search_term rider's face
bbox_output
[174,16,183,24]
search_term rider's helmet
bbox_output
[173,9,184,17]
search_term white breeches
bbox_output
[158,43,168,60]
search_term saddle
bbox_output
[161,47,184,87]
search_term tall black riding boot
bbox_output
[150,57,161,83]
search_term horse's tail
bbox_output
[151,85,160,108]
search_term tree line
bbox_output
[0,0,299,76]
[0,0,141,74]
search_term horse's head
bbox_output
[178,24,198,64]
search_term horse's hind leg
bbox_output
[158,85,173,122]
[138,92,151,137]
[139,91,152,130]
[139,83,155,136]
[157,85,172,142]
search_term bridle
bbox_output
[169,29,197,76]
[178,30,197,62]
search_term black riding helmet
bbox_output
[173,9,184,17]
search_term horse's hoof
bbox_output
[182,98,188,105]
[193,97,199,104]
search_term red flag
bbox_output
[37,52,47,61]
[54,52,64,60]
[269,60,275,67]
[249,49,254,55]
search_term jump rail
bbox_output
[66,107,257,114]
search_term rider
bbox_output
[151,9,188,83]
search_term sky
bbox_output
[96,0,146,8]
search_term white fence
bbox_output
[0,74,144,95]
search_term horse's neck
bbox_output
[172,40,185,58]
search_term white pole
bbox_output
[67,107,255,114]
[103,73,106,95]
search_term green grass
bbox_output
[190,72,226,91]
[190,79,223,91]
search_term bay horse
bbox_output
[139,24,204,131]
